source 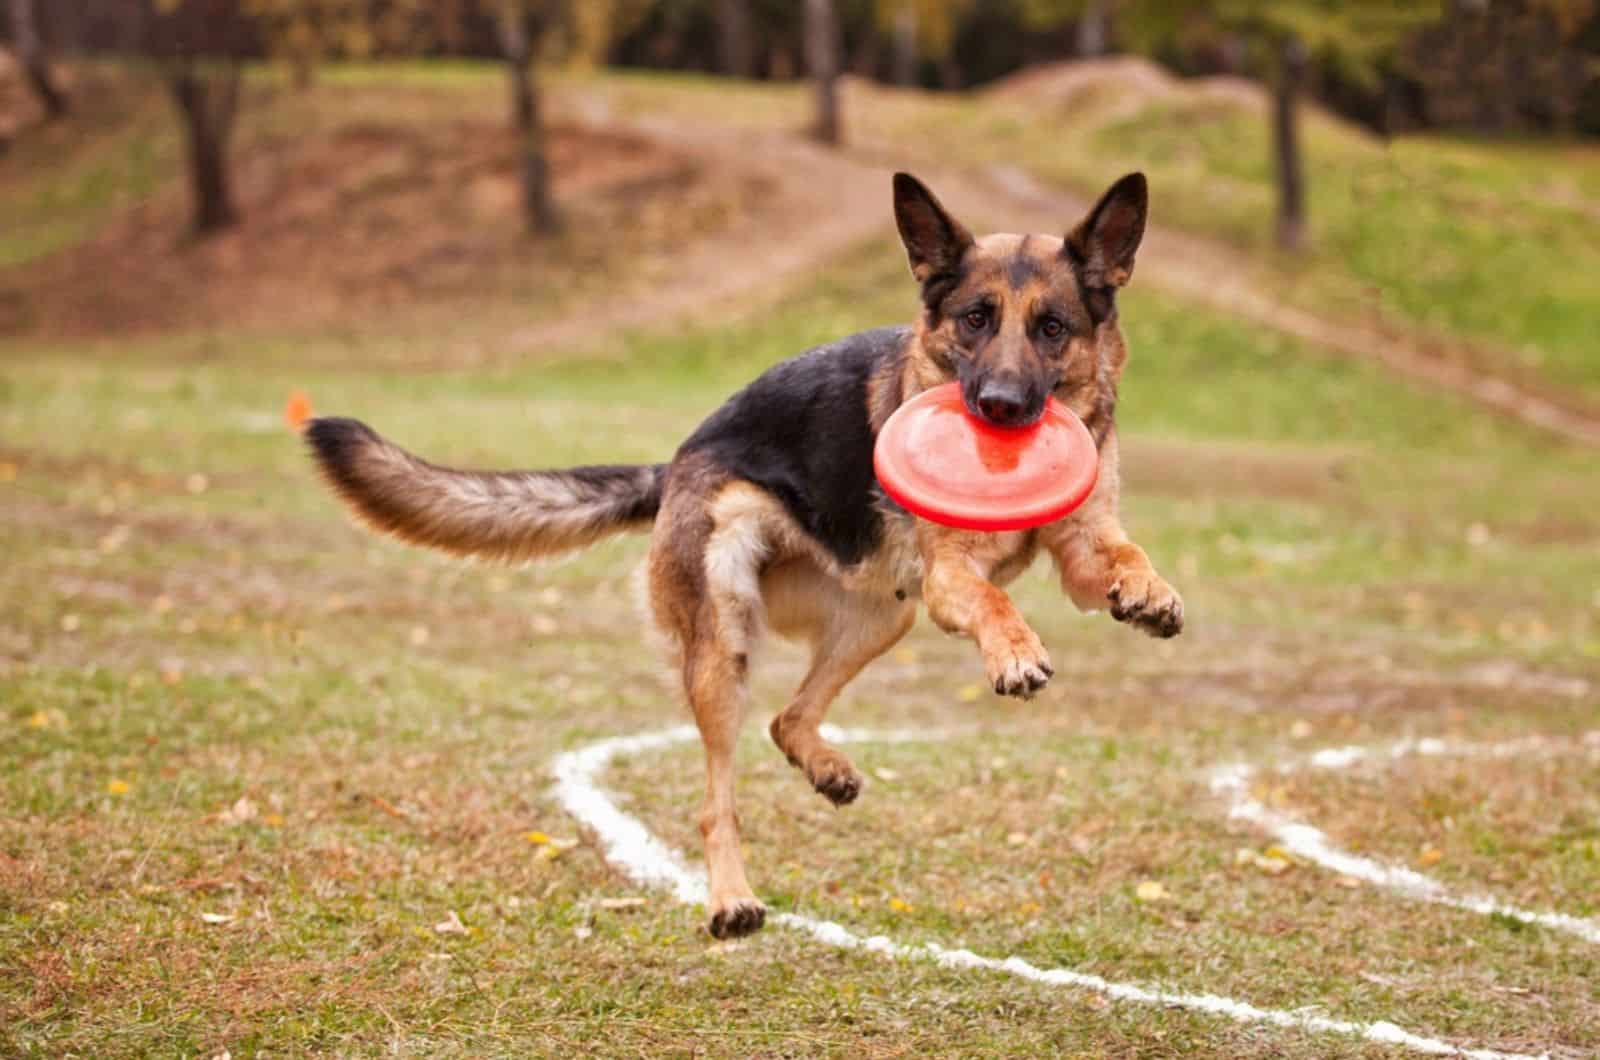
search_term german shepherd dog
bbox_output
[306,172,1183,939]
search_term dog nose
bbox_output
[976,380,1029,426]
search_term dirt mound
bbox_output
[991,55,1311,121]
[0,104,768,340]
[987,55,1180,108]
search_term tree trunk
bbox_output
[500,4,558,237]
[714,0,753,79]
[168,65,241,236]
[804,0,842,146]
[1076,0,1107,59]
[10,0,67,118]
[1272,35,1307,252]
[891,5,917,87]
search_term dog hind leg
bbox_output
[683,635,766,939]
[767,581,915,806]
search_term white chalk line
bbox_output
[551,724,1555,1060]
[1211,731,1600,947]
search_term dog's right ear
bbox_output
[893,172,974,289]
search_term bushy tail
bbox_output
[306,417,663,562]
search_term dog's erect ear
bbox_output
[1065,172,1147,290]
[893,172,974,288]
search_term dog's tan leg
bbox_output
[768,595,915,805]
[683,638,766,939]
[919,527,1053,698]
[1040,436,1183,638]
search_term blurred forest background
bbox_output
[5,0,1599,242]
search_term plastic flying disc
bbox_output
[873,382,1098,532]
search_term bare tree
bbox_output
[714,0,753,78]
[890,2,916,86]
[10,0,68,118]
[1076,0,1108,57]
[168,61,242,235]
[804,0,842,145]
[500,1,559,236]
[1271,34,1306,251]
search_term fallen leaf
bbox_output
[284,390,313,431]
[1289,720,1313,739]
[1417,846,1444,867]
[523,831,552,845]
[956,683,983,703]
[535,837,580,861]
[597,897,647,911]
[434,910,467,935]
[368,795,408,820]
[888,897,914,913]
[199,912,233,925]
[220,796,257,826]
[1005,831,1030,846]
[0,460,17,482]
[892,647,918,665]
[873,767,899,783]
[1335,875,1363,889]
[185,473,209,495]
[1135,880,1169,903]
[1235,847,1294,875]
[408,626,431,647]
[60,614,81,633]
[26,711,51,729]
[107,778,132,796]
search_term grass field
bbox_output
[3,63,1598,1059]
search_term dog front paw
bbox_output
[982,627,1053,699]
[707,896,767,939]
[1108,569,1184,638]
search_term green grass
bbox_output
[0,74,180,267]
[4,231,1598,1056]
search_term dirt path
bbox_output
[525,102,1600,448]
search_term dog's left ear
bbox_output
[1065,172,1147,291]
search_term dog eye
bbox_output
[1039,317,1065,339]
[963,309,990,331]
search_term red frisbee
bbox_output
[874,382,1098,532]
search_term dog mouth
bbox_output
[962,388,1045,429]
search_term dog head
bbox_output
[892,171,1146,436]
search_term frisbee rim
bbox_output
[873,382,1100,533]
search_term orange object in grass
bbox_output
[284,390,313,432]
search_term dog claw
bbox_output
[707,898,767,939]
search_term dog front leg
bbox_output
[920,530,1052,698]
[1047,516,1183,639]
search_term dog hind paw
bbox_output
[809,760,864,806]
[707,897,767,939]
